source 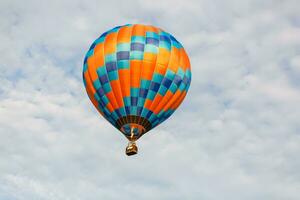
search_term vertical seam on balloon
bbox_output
[94,42,120,124]
[85,51,108,120]
[85,64,116,124]
[136,25,146,126]
[103,28,122,121]
[156,51,184,125]
[150,39,181,121]
[116,26,132,127]
[119,27,130,128]
[146,32,173,122]
[86,41,118,124]
[174,66,192,106]
[156,45,186,124]
[114,26,127,127]
[128,24,135,117]
[124,25,134,126]
[157,92,187,127]
[156,50,190,127]
[159,77,189,126]
[84,72,101,113]
[139,26,160,127]
[126,25,134,126]
[116,27,125,114]
[143,29,172,125]
[83,71,101,113]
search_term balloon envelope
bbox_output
[83,24,191,142]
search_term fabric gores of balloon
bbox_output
[83,24,191,155]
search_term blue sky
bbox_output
[0,0,300,199]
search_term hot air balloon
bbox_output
[83,24,191,156]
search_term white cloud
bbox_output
[0,0,300,199]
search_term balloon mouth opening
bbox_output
[121,123,145,141]
[116,115,152,141]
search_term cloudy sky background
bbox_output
[0,0,300,199]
